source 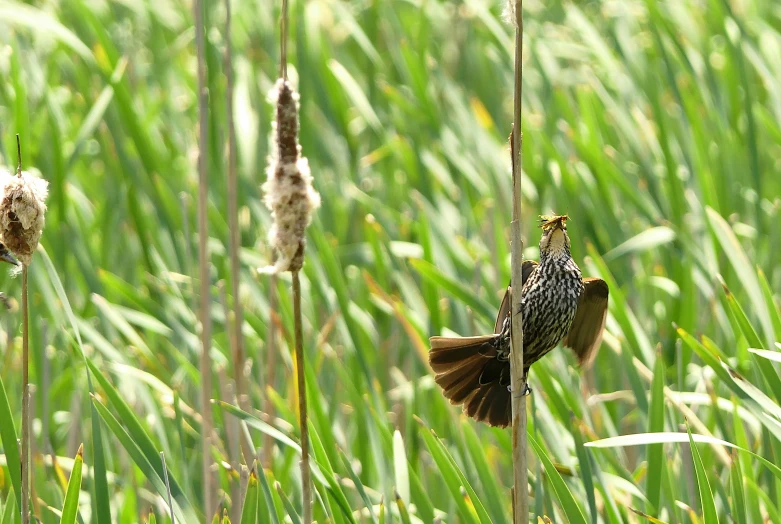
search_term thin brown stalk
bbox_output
[224,0,247,417]
[263,272,278,468]
[508,0,528,522]
[193,0,215,517]
[292,271,311,524]
[17,134,31,524]
[21,381,29,524]
[280,0,288,80]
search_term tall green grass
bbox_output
[0,0,780,521]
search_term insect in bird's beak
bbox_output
[0,244,19,266]
[539,214,568,231]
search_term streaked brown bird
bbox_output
[429,215,608,427]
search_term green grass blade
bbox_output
[394,490,412,524]
[39,247,112,524]
[528,433,588,524]
[646,354,666,514]
[749,348,781,362]
[392,430,410,507]
[586,432,781,481]
[91,396,190,523]
[216,401,301,453]
[86,357,194,515]
[257,469,281,524]
[307,423,357,523]
[60,444,84,524]
[1,491,17,524]
[338,450,377,524]
[410,259,495,323]
[275,482,302,524]
[418,426,481,524]
[757,267,781,340]
[240,470,259,524]
[686,424,719,523]
[571,417,597,524]
[706,208,774,347]
[460,421,509,524]
[729,452,747,524]
[0,374,21,513]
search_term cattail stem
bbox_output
[21,270,30,524]
[224,0,247,416]
[193,0,215,517]
[17,132,31,524]
[292,271,311,523]
[509,0,529,523]
[280,0,288,80]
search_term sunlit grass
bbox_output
[0,0,780,522]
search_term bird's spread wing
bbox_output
[494,260,539,334]
[564,278,609,366]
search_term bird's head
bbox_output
[538,215,571,260]
[0,243,19,266]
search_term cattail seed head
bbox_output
[0,169,49,266]
[503,0,518,26]
[261,79,320,273]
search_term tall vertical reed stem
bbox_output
[193,0,215,518]
[263,272,278,468]
[509,0,528,522]
[292,271,311,523]
[224,0,246,413]
[21,268,29,524]
[18,134,31,524]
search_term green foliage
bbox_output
[0,0,780,522]
[60,445,84,524]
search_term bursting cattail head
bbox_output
[502,0,518,26]
[261,79,320,273]
[0,168,49,267]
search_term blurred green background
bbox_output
[1,0,781,522]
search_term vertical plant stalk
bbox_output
[292,271,311,523]
[264,2,319,520]
[280,0,288,80]
[224,0,247,415]
[17,135,31,524]
[263,272,278,468]
[508,0,529,523]
[193,0,215,518]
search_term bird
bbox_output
[0,242,18,267]
[428,215,608,427]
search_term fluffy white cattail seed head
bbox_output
[503,0,518,26]
[0,169,49,266]
[261,79,320,273]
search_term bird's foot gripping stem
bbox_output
[509,378,532,398]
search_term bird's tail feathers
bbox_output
[428,335,511,427]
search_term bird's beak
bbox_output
[549,220,566,233]
[0,250,19,266]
